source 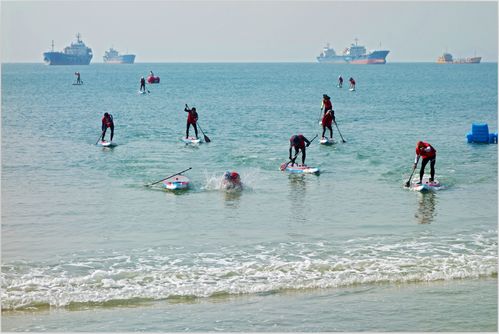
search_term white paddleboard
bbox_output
[162,175,190,190]
[282,163,320,174]
[181,137,202,144]
[407,177,442,192]
[138,90,147,95]
[97,140,117,147]
[319,137,335,145]
[349,88,356,91]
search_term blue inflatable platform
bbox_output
[466,123,497,144]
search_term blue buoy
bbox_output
[466,123,497,144]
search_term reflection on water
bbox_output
[223,189,242,208]
[288,175,307,222]
[414,192,437,224]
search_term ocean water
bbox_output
[1,62,497,331]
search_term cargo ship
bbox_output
[43,33,93,65]
[317,39,389,64]
[103,47,136,64]
[436,52,481,64]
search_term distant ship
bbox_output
[43,33,93,65]
[317,39,389,64]
[436,52,481,64]
[103,47,136,64]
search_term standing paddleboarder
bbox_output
[139,76,146,92]
[321,94,333,115]
[289,134,311,166]
[101,112,114,142]
[184,104,199,139]
[349,77,356,90]
[338,75,343,88]
[321,109,335,140]
[75,71,81,84]
[413,141,437,184]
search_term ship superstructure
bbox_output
[437,52,481,64]
[43,33,93,65]
[103,47,136,64]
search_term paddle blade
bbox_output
[280,162,288,171]
[204,134,211,143]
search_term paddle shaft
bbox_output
[197,123,211,143]
[405,157,419,187]
[148,167,192,186]
[333,120,346,143]
[96,131,104,145]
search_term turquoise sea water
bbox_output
[1,62,497,331]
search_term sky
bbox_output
[1,0,498,63]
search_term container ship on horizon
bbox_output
[436,52,481,64]
[317,39,389,64]
[103,47,136,64]
[43,33,93,65]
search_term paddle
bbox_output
[333,120,346,143]
[197,124,211,143]
[146,167,192,187]
[95,131,104,145]
[405,158,419,187]
[280,134,318,170]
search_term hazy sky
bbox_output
[1,0,497,63]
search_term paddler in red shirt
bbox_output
[321,94,335,140]
[321,109,335,140]
[414,141,437,184]
[101,112,114,142]
[349,77,356,90]
[184,104,199,139]
[289,134,311,166]
[321,94,333,115]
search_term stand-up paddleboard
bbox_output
[181,136,202,145]
[73,83,83,85]
[97,140,117,147]
[407,177,442,192]
[349,88,356,92]
[138,90,147,95]
[162,174,190,190]
[319,137,335,145]
[281,163,320,174]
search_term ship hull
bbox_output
[103,54,136,64]
[317,50,389,64]
[43,52,92,65]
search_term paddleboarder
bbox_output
[414,141,437,184]
[101,112,114,142]
[338,75,343,88]
[349,77,356,90]
[184,105,199,139]
[289,134,311,166]
[139,76,146,92]
[75,71,81,84]
[321,94,333,115]
[321,109,335,140]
